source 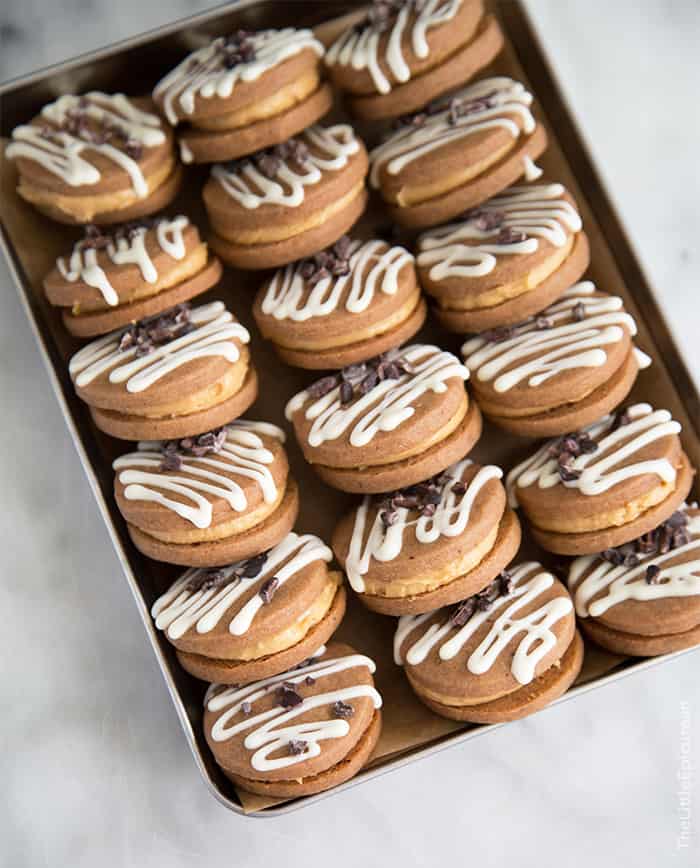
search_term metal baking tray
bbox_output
[2,0,699,817]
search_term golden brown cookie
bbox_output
[417,181,589,331]
[153,28,331,164]
[203,125,369,269]
[113,421,298,566]
[568,504,700,656]
[507,403,696,555]
[285,344,480,493]
[203,642,383,798]
[69,300,256,441]
[44,216,222,338]
[368,76,547,229]
[151,532,346,683]
[325,0,503,121]
[253,235,425,370]
[332,458,521,614]
[461,282,649,437]
[6,92,181,225]
[394,562,582,723]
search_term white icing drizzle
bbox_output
[153,28,324,125]
[205,652,382,772]
[261,240,413,322]
[394,562,573,685]
[285,344,469,448]
[211,124,360,210]
[112,420,284,528]
[69,300,249,393]
[56,216,190,307]
[522,155,543,181]
[569,512,700,617]
[7,92,165,196]
[325,0,462,95]
[369,77,536,187]
[151,532,332,639]
[506,403,682,506]
[461,282,638,394]
[417,183,581,281]
[345,459,502,593]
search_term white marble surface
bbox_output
[1,2,699,866]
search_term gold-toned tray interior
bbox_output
[1,0,698,815]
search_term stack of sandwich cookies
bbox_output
[6,92,181,224]
[417,182,589,332]
[368,76,547,229]
[253,235,426,369]
[568,504,700,656]
[152,532,346,683]
[507,403,695,555]
[203,125,369,269]
[394,562,583,723]
[69,301,256,440]
[204,643,383,797]
[113,421,298,566]
[462,282,649,437]
[325,0,503,120]
[285,344,481,493]
[152,28,331,164]
[332,458,521,614]
[44,216,222,338]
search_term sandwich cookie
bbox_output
[113,421,298,566]
[417,182,589,332]
[325,0,503,121]
[44,216,222,338]
[204,642,383,797]
[69,301,257,441]
[153,28,332,164]
[6,92,181,225]
[285,344,481,493]
[252,235,426,370]
[152,532,346,683]
[369,76,547,229]
[568,505,700,656]
[507,403,695,555]
[203,125,369,270]
[461,282,649,437]
[394,562,583,723]
[332,457,521,615]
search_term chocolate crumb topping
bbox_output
[118,303,194,357]
[218,30,256,68]
[298,236,353,288]
[158,427,227,469]
[463,208,505,232]
[305,349,412,407]
[449,571,514,628]
[332,700,355,719]
[186,568,230,593]
[497,227,528,245]
[226,138,310,180]
[572,301,586,322]
[600,510,690,567]
[276,684,303,708]
[259,576,280,604]
[304,675,316,686]
[287,739,307,755]
[645,564,662,585]
[377,470,459,528]
[44,99,146,157]
[535,315,554,330]
[483,325,515,343]
[546,430,599,482]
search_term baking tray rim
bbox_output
[1,0,699,818]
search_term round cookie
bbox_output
[69,300,256,441]
[153,28,332,164]
[332,457,521,614]
[6,92,181,225]
[203,125,369,269]
[203,642,383,798]
[461,282,649,437]
[113,420,298,566]
[394,562,582,723]
[151,532,346,683]
[44,216,222,338]
[253,235,425,369]
[568,504,700,656]
[417,181,589,331]
[284,344,480,494]
[368,76,548,229]
[507,403,696,555]
[325,0,503,121]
